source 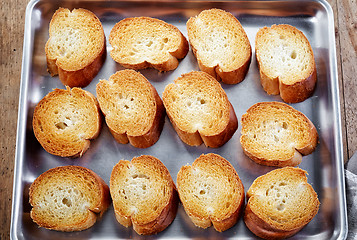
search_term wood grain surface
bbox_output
[0,0,355,239]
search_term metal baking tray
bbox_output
[11,0,347,239]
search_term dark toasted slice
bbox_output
[255,24,316,103]
[187,8,252,84]
[29,166,111,232]
[162,71,238,147]
[96,70,165,148]
[45,8,106,88]
[244,167,320,239]
[240,101,318,167]
[32,87,102,158]
[109,17,189,72]
[110,155,178,235]
[177,153,245,232]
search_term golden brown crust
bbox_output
[29,166,111,232]
[45,8,106,88]
[255,24,316,103]
[96,70,165,148]
[32,87,102,158]
[244,167,320,239]
[162,71,238,148]
[109,17,189,72]
[187,8,252,84]
[240,101,318,167]
[110,155,178,235]
[177,153,245,232]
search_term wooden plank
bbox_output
[337,0,357,159]
[0,0,28,239]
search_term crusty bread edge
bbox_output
[29,166,111,232]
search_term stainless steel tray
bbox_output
[11,0,347,239]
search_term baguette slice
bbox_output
[162,71,238,147]
[109,17,189,71]
[240,102,318,167]
[255,24,317,103]
[187,8,252,84]
[32,87,102,158]
[29,166,111,232]
[244,167,320,239]
[45,8,106,88]
[96,70,165,148]
[110,155,178,235]
[177,153,245,232]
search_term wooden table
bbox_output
[0,0,356,239]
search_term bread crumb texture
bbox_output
[177,153,244,232]
[240,102,318,166]
[110,155,177,234]
[163,71,234,136]
[32,87,101,157]
[109,17,188,71]
[46,8,105,71]
[187,8,251,83]
[246,167,320,232]
[97,70,157,136]
[29,166,110,232]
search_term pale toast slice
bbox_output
[32,87,102,158]
[240,101,318,167]
[45,8,106,87]
[109,17,189,71]
[96,69,165,148]
[244,167,320,239]
[187,8,252,84]
[162,71,238,147]
[177,153,245,232]
[255,24,316,103]
[110,155,178,235]
[29,166,111,232]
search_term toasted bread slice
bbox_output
[240,102,318,167]
[96,70,165,148]
[32,87,102,158]
[29,166,111,232]
[45,8,106,88]
[110,155,178,235]
[255,24,317,103]
[186,8,251,84]
[109,17,189,71]
[244,167,320,239]
[177,153,245,232]
[162,71,238,147]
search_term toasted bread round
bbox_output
[110,155,178,235]
[240,101,318,167]
[45,8,106,87]
[244,167,320,239]
[187,8,252,84]
[96,70,165,148]
[29,166,111,232]
[255,24,316,103]
[162,71,238,147]
[109,17,189,71]
[32,87,102,158]
[177,153,245,232]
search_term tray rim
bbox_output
[10,0,348,239]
